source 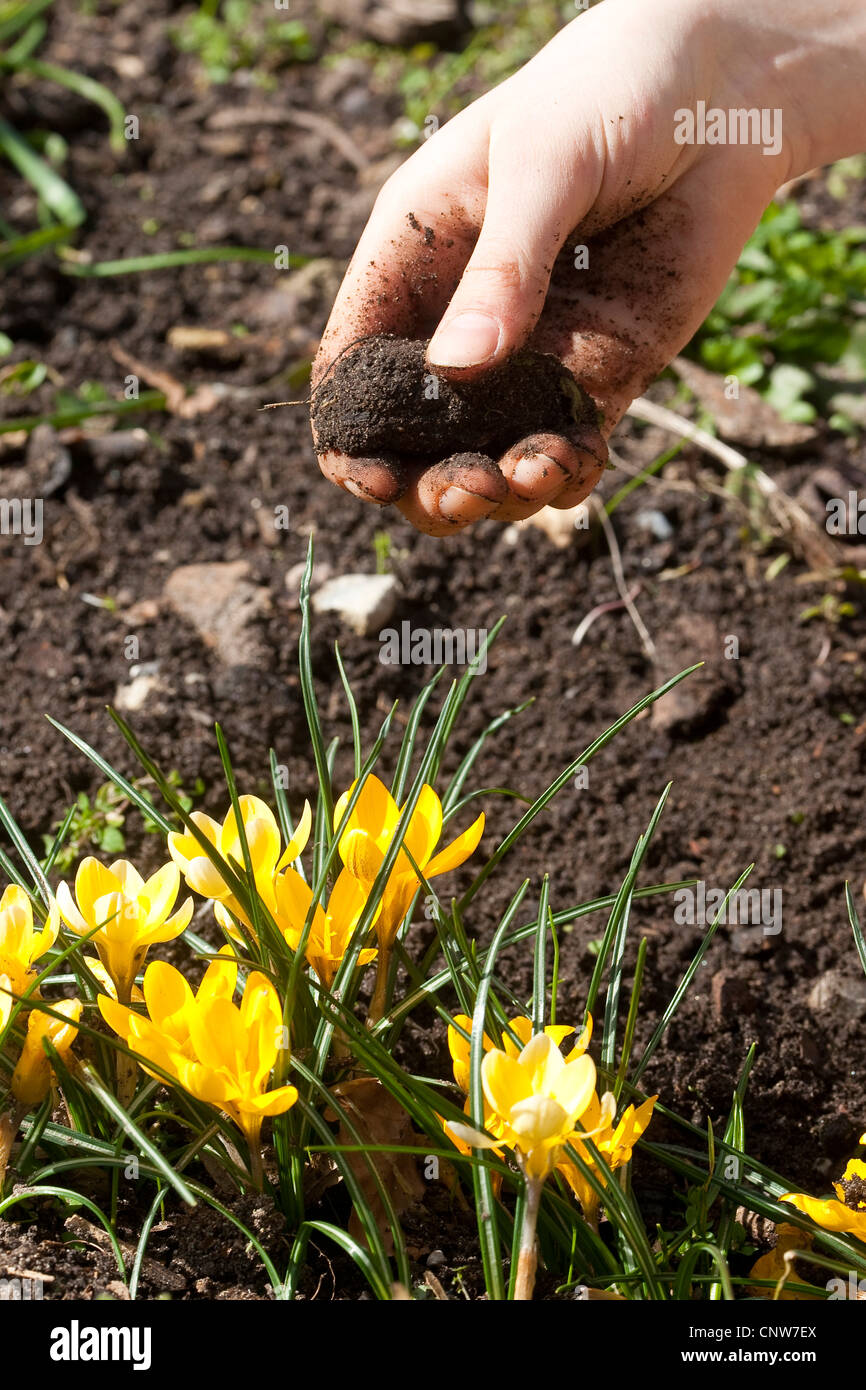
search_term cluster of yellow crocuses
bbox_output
[0,776,484,1151]
[1,773,660,1227]
[99,954,298,1157]
[445,1012,656,1215]
[0,885,81,1108]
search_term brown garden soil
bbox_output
[310,334,598,460]
[2,0,866,1300]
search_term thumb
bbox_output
[426,138,591,376]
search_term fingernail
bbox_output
[439,486,497,522]
[428,313,501,369]
[510,454,569,499]
[343,478,387,506]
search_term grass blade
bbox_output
[0,115,84,225]
[60,246,309,276]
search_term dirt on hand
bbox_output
[309,334,600,463]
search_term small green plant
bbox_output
[692,200,866,425]
[0,359,50,396]
[373,530,392,574]
[42,783,128,872]
[798,593,857,625]
[42,771,204,872]
[172,0,314,85]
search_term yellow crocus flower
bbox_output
[557,1091,657,1222]
[478,1032,597,1181]
[167,796,311,933]
[783,1157,866,1240]
[0,886,59,1031]
[57,858,193,1003]
[11,998,82,1106]
[99,956,297,1159]
[272,865,377,988]
[335,776,484,949]
[448,1013,588,1095]
[445,1014,592,1149]
[335,776,483,1020]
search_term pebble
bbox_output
[711,967,756,1022]
[311,572,398,637]
[114,673,161,712]
[634,508,674,541]
[163,560,269,666]
[807,968,866,1021]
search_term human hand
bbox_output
[312,0,865,535]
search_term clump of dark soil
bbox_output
[310,334,599,460]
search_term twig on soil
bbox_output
[205,105,370,172]
[626,396,838,568]
[592,496,657,660]
[424,1270,450,1300]
[109,342,218,418]
[571,585,643,650]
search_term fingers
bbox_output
[497,428,607,519]
[391,422,607,533]
[312,114,492,390]
[426,122,600,379]
[396,453,510,537]
[316,450,408,507]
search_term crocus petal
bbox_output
[93,891,138,941]
[0,974,15,1032]
[141,862,181,927]
[55,879,90,935]
[272,866,315,945]
[241,972,282,1084]
[482,1048,533,1116]
[445,1119,502,1151]
[240,1085,298,1117]
[188,996,244,1073]
[782,1192,861,1232]
[142,959,194,1031]
[566,1016,593,1061]
[185,856,232,901]
[98,992,135,1039]
[197,948,238,1005]
[29,897,60,962]
[0,885,33,959]
[519,1032,565,1096]
[74,857,120,920]
[109,859,144,899]
[549,1054,597,1126]
[335,775,399,848]
[144,895,194,944]
[402,785,443,868]
[276,800,313,871]
[326,865,370,925]
[167,814,221,874]
[342,828,385,884]
[424,812,485,880]
[178,1058,233,1106]
[226,797,281,879]
[510,1094,569,1145]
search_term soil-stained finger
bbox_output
[316,449,409,505]
[397,452,509,535]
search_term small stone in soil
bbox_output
[311,571,399,636]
